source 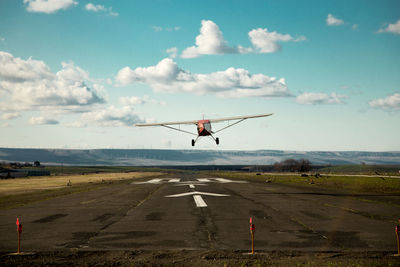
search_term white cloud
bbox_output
[369,93,400,110]
[181,20,236,58]
[24,0,77,14]
[170,26,181,31]
[116,58,291,98]
[181,20,305,58]
[80,106,143,127]
[296,92,346,105]
[0,51,105,112]
[152,26,180,32]
[152,26,163,32]
[377,19,400,35]
[352,24,359,30]
[326,14,344,26]
[1,112,20,120]
[120,95,166,106]
[29,116,59,125]
[166,47,178,58]
[248,28,305,53]
[85,3,118,16]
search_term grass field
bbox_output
[208,171,400,194]
[0,172,162,196]
[23,166,165,175]
[0,171,163,210]
[318,164,400,175]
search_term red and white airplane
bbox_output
[135,113,273,146]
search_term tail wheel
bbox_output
[216,137,219,145]
[191,139,195,146]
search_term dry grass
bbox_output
[0,172,161,196]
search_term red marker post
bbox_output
[396,223,400,256]
[16,218,22,254]
[249,217,256,254]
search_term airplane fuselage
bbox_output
[197,120,212,136]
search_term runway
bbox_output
[0,173,398,252]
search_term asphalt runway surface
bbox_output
[0,173,398,252]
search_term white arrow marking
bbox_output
[165,191,229,197]
[189,184,195,189]
[193,195,207,207]
[176,182,206,186]
[168,178,180,183]
[132,178,162,184]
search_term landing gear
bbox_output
[216,137,219,145]
[191,139,195,146]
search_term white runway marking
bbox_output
[133,177,247,185]
[214,178,234,183]
[165,191,229,197]
[132,178,162,184]
[197,178,210,182]
[193,195,207,207]
[133,177,244,208]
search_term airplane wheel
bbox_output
[216,137,219,145]
[191,139,195,146]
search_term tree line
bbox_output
[273,159,312,172]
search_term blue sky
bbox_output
[0,0,399,151]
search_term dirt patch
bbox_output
[1,250,399,266]
[279,230,368,249]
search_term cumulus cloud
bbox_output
[181,20,237,58]
[116,58,291,98]
[85,3,118,16]
[326,14,344,26]
[24,0,77,14]
[248,28,305,53]
[296,92,346,105]
[377,19,400,35]
[1,112,20,120]
[80,106,143,127]
[166,47,178,58]
[120,95,165,106]
[0,51,105,113]
[181,20,305,58]
[369,93,400,110]
[29,116,59,125]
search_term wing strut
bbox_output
[213,118,247,134]
[161,125,197,136]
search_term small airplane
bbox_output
[135,113,273,146]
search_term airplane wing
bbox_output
[208,113,273,123]
[134,113,273,136]
[135,120,198,127]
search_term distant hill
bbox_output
[0,148,399,166]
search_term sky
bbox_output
[0,0,399,151]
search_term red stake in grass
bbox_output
[249,217,256,254]
[16,218,23,254]
[396,219,400,256]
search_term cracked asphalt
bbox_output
[0,173,398,252]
